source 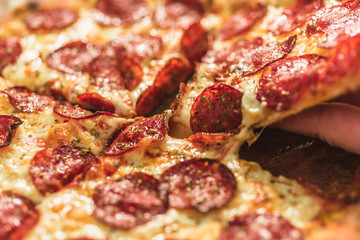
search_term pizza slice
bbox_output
[170,0,360,141]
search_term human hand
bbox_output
[272,90,360,155]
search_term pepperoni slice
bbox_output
[0,192,39,240]
[268,0,323,35]
[203,36,297,78]
[181,22,208,63]
[108,34,163,62]
[118,58,143,91]
[93,172,168,229]
[190,83,243,133]
[104,114,167,155]
[160,158,236,213]
[53,102,93,119]
[306,0,360,48]
[220,213,303,240]
[89,56,126,90]
[153,0,204,29]
[256,54,326,111]
[221,3,267,40]
[54,102,116,120]
[3,87,56,113]
[0,38,22,74]
[136,57,192,116]
[325,34,360,81]
[77,93,115,113]
[25,8,78,31]
[47,41,103,74]
[94,0,148,26]
[29,145,97,195]
[0,115,22,148]
[187,133,233,151]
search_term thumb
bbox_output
[272,103,360,155]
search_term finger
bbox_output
[332,89,360,107]
[272,103,360,155]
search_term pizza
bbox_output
[1,0,360,239]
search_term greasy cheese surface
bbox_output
[0,74,323,240]
[24,138,322,240]
[0,0,186,117]
[0,0,358,239]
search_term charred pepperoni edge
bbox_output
[94,0,148,26]
[220,213,303,240]
[0,192,40,240]
[190,83,244,134]
[0,115,22,148]
[92,172,168,230]
[46,41,103,74]
[268,0,323,35]
[53,102,115,120]
[153,0,205,29]
[181,22,208,63]
[29,145,98,195]
[256,54,327,111]
[25,8,79,31]
[136,57,193,116]
[76,93,115,113]
[0,38,22,74]
[160,158,237,213]
[2,87,57,113]
[104,113,167,156]
[221,3,267,40]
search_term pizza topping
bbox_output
[90,56,126,90]
[93,172,168,229]
[47,41,103,74]
[268,0,323,35]
[203,36,297,78]
[256,54,326,111]
[0,115,22,148]
[190,83,243,133]
[77,93,115,113]
[118,58,143,91]
[108,34,163,62]
[325,34,360,81]
[104,114,167,155]
[29,145,97,195]
[25,8,78,31]
[153,0,204,29]
[53,102,94,119]
[187,133,233,151]
[160,158,236,213]
[0,192,40,240]
[94,0,148,26]
[3,87,56,113]
[220,213,303,240]
[0,38,22,74]
[136,57,192,116]
[181,22,208,63]
[221,3,267,40]
[306,0,360,48]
